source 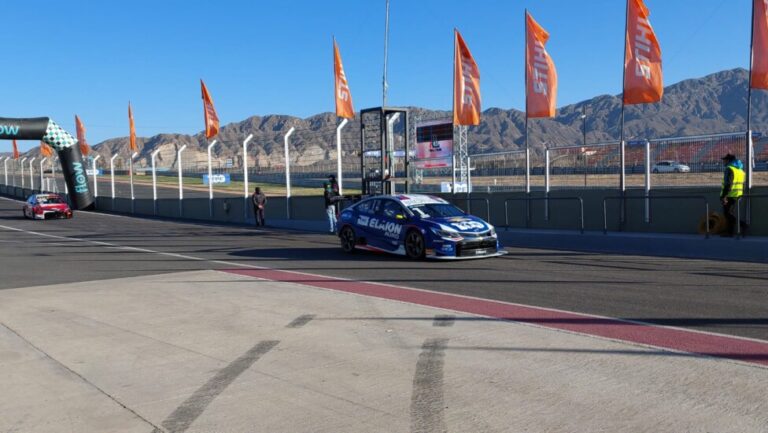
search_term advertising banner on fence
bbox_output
[202,173,231,185]
[415,120,453,168]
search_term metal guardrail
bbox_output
[736,194,768,238]
[603,195,710,238]
[448,197,491,221]
[504,196,584,234]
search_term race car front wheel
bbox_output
[405,230,425,259]
[340,226,356,253]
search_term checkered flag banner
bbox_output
[42,119,77,151]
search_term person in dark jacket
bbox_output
[719,153,745,237]
[323,181,339,233]
[251,187,267,226]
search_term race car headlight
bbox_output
[430,227,463,240]
[489,227,497,237]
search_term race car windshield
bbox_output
[408,203,465,219]
[38,197,63,204]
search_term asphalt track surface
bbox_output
[1,196,767,342]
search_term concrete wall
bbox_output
[3,183,766,236]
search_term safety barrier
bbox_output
[736,194,768,238]
[504,196,584,234]
[603,195,710,238]
[447,197,491,221]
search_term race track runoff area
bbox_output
[0,196,767,432]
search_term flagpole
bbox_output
[619,0,630,225]
[524,9,532,224]
[747,0,756,224]
[748,0,756,136]
[452,29,457,194]
[620,0,628,191]
[382,0,390,107]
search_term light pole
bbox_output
[207,140,218,217]
[242,134,253,221]
[2,157,8,186]
[283,127,295,219]
[151,148,161,215]
[29,157,36,191]
[20,157,27,188]
[92,155,101,198]
[39,158,46,192]
[336,118,348,195]
[110,153,119,207]
[177,144,187,216]
[52,157,58,193]
[581,105,588,188]
[129,151,138,212]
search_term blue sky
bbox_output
[0,0,746,152]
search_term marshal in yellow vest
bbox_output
[721,165,745,198]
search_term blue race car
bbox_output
[338,194,506,259]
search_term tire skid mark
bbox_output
[410,337,449,433]
[286,314,316,328]
[154,340,279,433]
[433,315,455,327]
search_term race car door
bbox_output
[366,198,407,252]
[352,198,380,244]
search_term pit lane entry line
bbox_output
[2,220,768,368]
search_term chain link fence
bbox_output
[464,131,765,191]
[648,132,749,188]
[5,130,765,201]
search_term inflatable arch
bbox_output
[1,117,94,209]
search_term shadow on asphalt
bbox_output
[319,315,768,328]
[229,246,415,263]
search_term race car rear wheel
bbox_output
[339,226,356,253]
[405,230,425,259]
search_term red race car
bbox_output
[22,194,73,220]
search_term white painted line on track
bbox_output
[1,216,767,352]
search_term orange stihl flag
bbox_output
[333,38,355,119]
[128,102,137,152]
[526,12,558,118]
[75,115,90,156]
[752,0,768,89]
[453,29,482,125]
[12,139,19,159]
[201,80,220,139]
[40,142,53,157]
[623,0,663,104]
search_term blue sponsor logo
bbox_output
[202,173,231,185]
[0,124,21,136]
[72,162,89,193]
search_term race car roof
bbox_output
[393,194,448,207]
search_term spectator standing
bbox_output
[323,181,338,233]
[719,153,745,237]
[251,187,267,226]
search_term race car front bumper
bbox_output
[35,210,73,220]
[428,236,506,259]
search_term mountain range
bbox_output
[7,68,767,170]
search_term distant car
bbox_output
[22,194,73,220]
[652,161,690,173]
[338,194,506,260]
